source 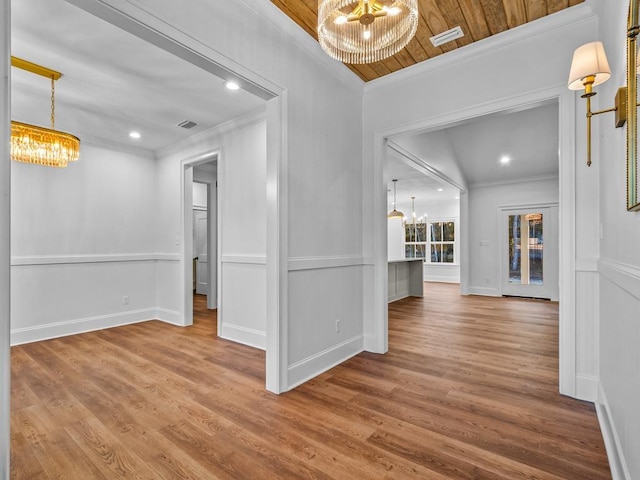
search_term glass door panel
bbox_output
[508,213,543,286]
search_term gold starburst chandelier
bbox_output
[11,57,80,168]
[318,0,418,64]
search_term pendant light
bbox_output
[388,179,404,219]
[10,57,81,168]
[318,0,419,64]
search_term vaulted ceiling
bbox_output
[271,0,585,82]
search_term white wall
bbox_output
[467,178,558,296]
[10,143,161,344]
[595,2,640,479]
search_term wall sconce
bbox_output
[568,41,627,167]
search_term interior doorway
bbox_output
[376,89,575,396]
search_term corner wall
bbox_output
[595,2,640,479]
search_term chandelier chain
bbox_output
[50,76,55,130]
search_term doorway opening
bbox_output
[377,90,575,396]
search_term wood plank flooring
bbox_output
[10,284,610,479]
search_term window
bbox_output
[405,219,456,263]
[429,221,455,263]
[404,222,427,259]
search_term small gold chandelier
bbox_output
[11,57,80,168]
[318,0,418,64]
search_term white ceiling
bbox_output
[386,102,559,214]
[444,102,559,186]
[10,0,265,152]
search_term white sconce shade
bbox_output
[568,41,611,90]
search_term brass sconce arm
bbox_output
[580,75,627,167]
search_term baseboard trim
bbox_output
[596,384,631,480]
[219,323,266,350]
[10,308,157,346]
[423,276,460,284]
[575,374,599,402]
[287,335,363,390]
[467,286,501,297]
[388,292,411,302]
[155,308,182,326]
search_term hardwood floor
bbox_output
[10,284,610,479]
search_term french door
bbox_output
[501,205,558,300]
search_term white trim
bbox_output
[576,257,599,272]
[221,254,267,265]
[558,88,577,397]
[597,383,632,480]
[373,85,577,398]
[386,140,467,192]
[467,286,501,297]
[0,1,10,476]
[288,255,368,271]
[287,335,363,390]
[11,253,179,266]
[365,4,595,93]
[599,259,640,300]
[155,308,182,326]
[423,276,459,284]
[10,309,158,346]
[471,174,559,189]
[266,93,288,393]
[575,374,599,402]
[496,201,559,210]
[219,324,266,351]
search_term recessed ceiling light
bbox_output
[437,188,443,192]
[224,80,240,91]
[129,131,141,139]
[500,155,511,164]
[455,196,459,199]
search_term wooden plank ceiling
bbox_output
[270,0,585,82]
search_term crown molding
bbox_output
[364,3,597,94]
[470,174,559,189]
[237,0,364,90]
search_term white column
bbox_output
[0,0,11,477]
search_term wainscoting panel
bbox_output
[11,257,159,345]
[287,261,364,389]
[219,259,267,350]
[597,259,640,480]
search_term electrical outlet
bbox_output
[123,296,130,305]
[335,319,342,333]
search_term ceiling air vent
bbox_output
[430,26,464,48]
[177,120,197,129]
